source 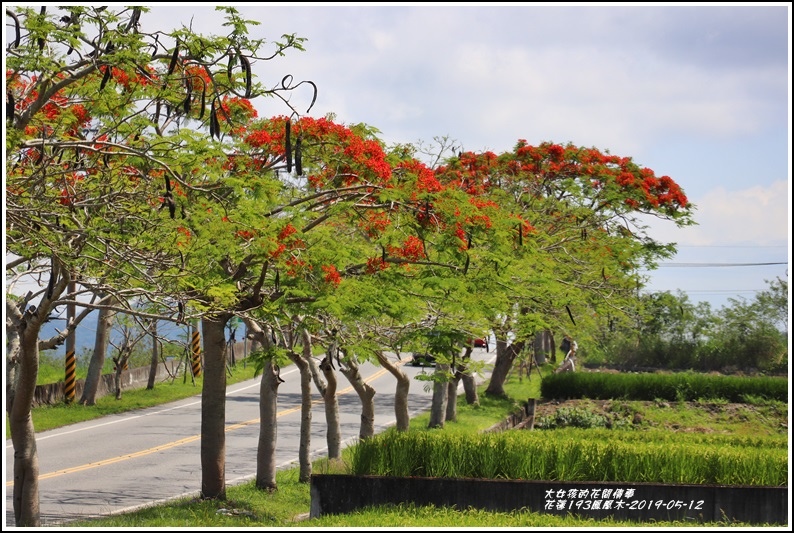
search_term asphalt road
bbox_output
[5,349,494,526]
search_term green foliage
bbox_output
[245,347,291,377]
[535,406,633,430]
[348,429,786,486]
[540,371,788,403]
[603,279,788,373]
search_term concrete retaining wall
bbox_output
[310,474,788,525]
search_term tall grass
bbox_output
[349,430,787,486]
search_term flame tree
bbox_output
[5,5,311,523]
[429,141,694,396]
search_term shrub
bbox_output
[540,372,787,402]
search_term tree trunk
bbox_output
[8,262,69,527]
[146,320,159,390]
[287,331,312,483]
[485,338,524,397]
[445,378,459,422]
[11,323,42,527]
[303,333,342,459]
[114,366,123,400]
[428,363,449,428]
[244,321,281,491]
[462,371,479,406]
[200,315,230,500]
[79,297,116,405]
[318,356,341,459]
[374,351,411,431]
[460,345,480,406]
[5,317,21,416]
[338,355,376,439]
[256,359,280,491]
[534,329,556,364]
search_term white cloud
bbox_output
[644,180,790,247]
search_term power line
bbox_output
[676,245,787,248]
[657,262,787,267]
[670,290,762,294]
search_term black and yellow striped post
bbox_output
[190,325,202,377]
[64,348,76,403]
[64,277,77,403]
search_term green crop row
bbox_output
[349,430,787,486]
[540,372,787,402]
[540,427,787,449]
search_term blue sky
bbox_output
[147,2,790,311]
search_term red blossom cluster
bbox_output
[269,223,304,260]
[509,141,689,211]
[58,172,85,206]
[454,224,468,251]
[398,159,442,195]
[359,212,391,239]
[278,224,297,240]
[321,264,341,287]
[8,72,94,138]
[388,235,425,261]
[435,151,499,196]
[175,226,192,248]
[221,96,258,127]
[240,116,392,188]
[365,256,389,274]
[285,256,307,276]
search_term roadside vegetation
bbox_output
[62,366,787,528]
[540,370,788,403]
[16,276,788,526]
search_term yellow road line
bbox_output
[7,366,393,486]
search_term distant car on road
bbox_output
[410,352,436,366]
[473,338,488,349]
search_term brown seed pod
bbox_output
[227,51,235,82]
[182,77,192,115]
[198,82,206,120]
[209,99,219,139]
[6,9,21,48]
[167,39,179,75]
[285,119,293,173]
[295,133,302,176]
[99,65,112,91]
[151,34,160,60]
[566,305,576,326]
[239,53,252,98]
[127,7,141,33]
[6,91,15,123]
